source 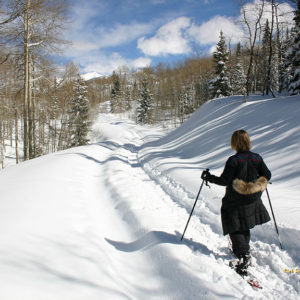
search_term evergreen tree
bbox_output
[270,45,280,93]
[68,74,90,147]
[178,83,194,123]
[137,78,153,124]
[262,20,271,94]
[262,19,279,95]
[209,31,231,98]
[231,43,246,95]
[124,86,132,111]
[287,0,300,95]
[282,29,294,92]
[131,81,139,102]
[110,71,122,113]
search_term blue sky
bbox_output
[60,0,294,78]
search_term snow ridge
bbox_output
[137,144,300,298]
[0,96,299,299]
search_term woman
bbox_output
[201,129,271,275]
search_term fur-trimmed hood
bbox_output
[232,176,268,195]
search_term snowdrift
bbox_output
[140,95,300,228]
[0,95,299,299]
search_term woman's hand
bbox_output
[201,169,213,182]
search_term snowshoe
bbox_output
[229,256,262,289]
[229,253,251,275]
[246,276,263,289]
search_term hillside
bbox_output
[140,95,300,228]
[0,95,299,299]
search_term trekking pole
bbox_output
[266,187,283,250]
[181,169,210,241]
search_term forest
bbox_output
[0,0,299,167]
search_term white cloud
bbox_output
[64,21,155,56]
[137,15,245,56]
[137,17,192,56]
[75,52,151,76]
[62,0,295,76]
[81,52,126,74]
[61,1,157,76]
[188,15,245,45]
[131,57,152,69]
[68,1,107,32]
[64,0,157,56]
[96,22,155,49]
[136,0,294,58]
[70,41,99,52]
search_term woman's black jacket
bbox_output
[208,151,272,235]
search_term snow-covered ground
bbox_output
[0,95,299,299]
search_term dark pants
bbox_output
[229,230,250,258]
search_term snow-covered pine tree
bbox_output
[110,71,122,113]
[124,86,132,111]
[209,31,231,98]
[281,28,294,92]
[131,81,139,102]
[68,74,90,147]
[261,19,271,94]
[178,83,194,123]
[260,19,280,95]
[270,45,280,94]
[287,0,300,95]
[231,43,246,96]
[137,77,153,124]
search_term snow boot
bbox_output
[230,253,251,277]
[235,254,251,276]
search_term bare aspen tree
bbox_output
[0,0,23,26]
[10,0,69,160]
[23,0,30,160]
[275,3,287,93]
[56,62,80,151]
[239,0,265,95]
[266,0,276,96]
[0,1,22,165]
[0,1,23,65]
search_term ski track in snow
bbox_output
[90,114,299,299]
[1,96,300,299]
[96,122,242,299]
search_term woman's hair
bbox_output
[231,129,251,152]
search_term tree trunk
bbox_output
[242,0,265,96]
[23,0,31,161]
[28,49,33,158]
[32,56,37,157]
[0,121,4,169]
[266,0,275,96]
[15,97,19,164]
[275,4,283,93]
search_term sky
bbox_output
[60,0,295,78]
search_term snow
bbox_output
[0,95,299,299]
[82,72,102,81]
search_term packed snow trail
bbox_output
[90,116,245,299]
[0,116,247,299]
[97,114,300,299]
[0,95,299,299]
